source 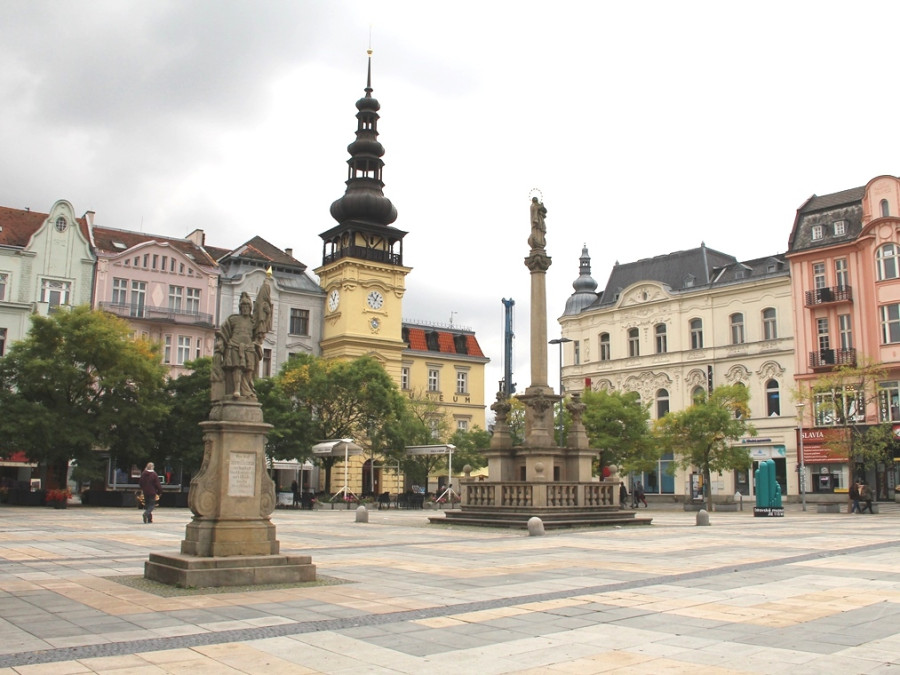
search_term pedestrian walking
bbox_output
[139,462,162,523]
[859,482,875,514]
[291,479,300,508]
[634,480,648,508]
[619,482,629,510]
[848,480,861,514]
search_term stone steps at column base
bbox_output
[430,508,652,529]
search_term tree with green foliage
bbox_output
[800,360,893,483]
[581,389,654,474]
[0,306,169,488]
[271,354,407,493]
[447,427,490,473]
[154,357,212,479]
[653,384,756,511]
[392,390,451,487]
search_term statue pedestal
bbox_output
[144,400,315,587]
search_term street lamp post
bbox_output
[549,337,572,446]
[796,402,807,512]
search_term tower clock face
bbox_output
[328,289,340,311]
[366,290,384,309]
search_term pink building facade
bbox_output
[91,226,219,377]
[788,175,900,499]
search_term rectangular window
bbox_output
[186,288,201,314]
[881,304,900,344]
[655,325,667,354]
[834,220,846,236]
[879,381,900,422]
[161,256,167,271]
[0,272,7,301]
[628,328,640,357]
[690,319,703,350]
[812,224,824,240]
[817,317,830,352]
[839,314,852,350]
[112,278,128,305]
[812,262,826,289]
[401,367,410,391]
[0,327,6,356]
[835,258,848,288]
[573,340,581,365]
[730,314,745,345]
[143,254,149,268]
[164,335,172,363]
[428,369,440,392]
[457,419,469,432]
[815,387,864,426]
[131,281,146,317]
[262,348,272,377]
[289,308,309,335]
[456,370,468,394]
[176,336,191,365]
[41,279,71,307]
[599,333,610,361]
[195,338,201,360]
[763,308,777,340]
[168,285,184,311]
[152,254,158,269]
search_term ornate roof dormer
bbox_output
[320,50,406,268]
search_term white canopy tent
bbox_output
[405,444,457,502]
[312,439,364,502]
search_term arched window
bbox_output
[690,318,703,350]
[730,313,745,344]
[655,324,667,354]
[691,386,705,403]
[877,243,900,280]
[656,389,670,418]
[762,308,777,340]
[599,333,610,361]
[628,327,640,357]
[882,199,890,217]
[766,379,780,416]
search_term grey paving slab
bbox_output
[2,504,900,672]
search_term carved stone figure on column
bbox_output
[528,196,547,251]
[216,277,272,400]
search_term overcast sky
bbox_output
[3,1,900,405]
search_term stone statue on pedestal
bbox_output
[214,275,273,401]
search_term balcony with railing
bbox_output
[804,285,852,307]
[100,302,214,327]
[809,348,856,370]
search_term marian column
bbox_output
[518,197,561,464]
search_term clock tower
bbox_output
[315,51,410,381]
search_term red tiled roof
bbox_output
[0,206,90,248]
[404,327,485,357]
[92,227,217,267]
[406,328,429,351]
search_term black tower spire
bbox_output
[320,50,406,267]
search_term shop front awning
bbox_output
[0,451,37,468]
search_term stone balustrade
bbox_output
[462,481,617,509]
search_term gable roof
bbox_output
[403,324,486,359]
[0,205,90,248]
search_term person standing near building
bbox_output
[139,462,162,523]
[848,480,861,514]
[859,482,875,514]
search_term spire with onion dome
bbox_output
[320,49,406,267]
[563,244,599,315]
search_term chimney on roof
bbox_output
[186,229,205,247]
[285,248,293,257]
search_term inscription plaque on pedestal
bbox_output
[228,451,256,497]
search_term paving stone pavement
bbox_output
[1,501,899,673]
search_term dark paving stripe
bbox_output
[0,539,897,668]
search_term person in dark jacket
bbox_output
[848,480,861,514]
[139,462,162,523]
[859,482,875,514]
[619,482,629,510]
